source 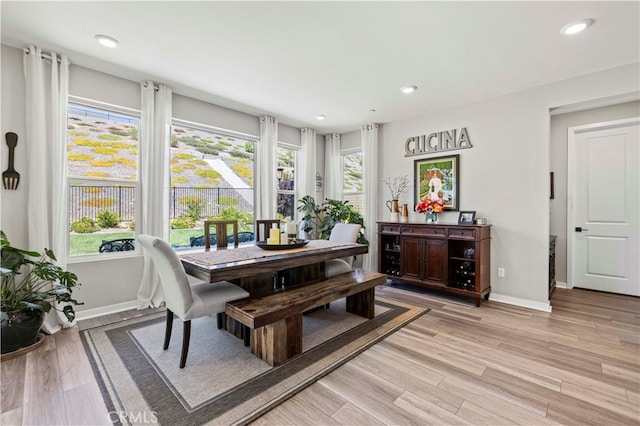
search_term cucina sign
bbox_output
[404,127,472,157]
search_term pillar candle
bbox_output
[285,221,297,235]
[269,228,280,244]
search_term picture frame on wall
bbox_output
[458,210,476,224]
[414,154,459,210]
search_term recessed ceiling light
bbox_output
[561,19,593,35]
[95,34,119,48]
[316,115,326,120]
[401,85,418,94]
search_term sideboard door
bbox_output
[401,237,422,281]
[423,238,446,284]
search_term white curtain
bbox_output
[324,133,341,201]
[256,115,278,219]
[136,82,172,309]
[299,128,317,201]
[23,46,70,333]
[362,124,379,271]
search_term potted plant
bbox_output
[296,196,368,244]
[1,230,82,354]
[297,195,323,239]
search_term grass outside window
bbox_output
[69,229,205,255]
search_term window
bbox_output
[342,151,363,214]
[67,100,140,256]
[169,121,255,248]
[276,145,297,221]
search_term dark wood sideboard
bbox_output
[378,221,491,306]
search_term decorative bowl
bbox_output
[256,239,309,250]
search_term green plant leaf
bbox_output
[22,301,46,312]
[62,305,76,322]
[1,229,82,322]
[44,248,57,261]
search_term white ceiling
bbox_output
[1,1,638,134]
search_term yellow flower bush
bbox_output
[90,160,114,167]
[113,157,136,166]
[195,169,221,179]
[84,172,111,178]
[74,139,101,147]
[93,147,118,155]
[68,153,93,162]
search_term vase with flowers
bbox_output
[415,197,445,223]
[382,175,409,222]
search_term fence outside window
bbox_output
[69,184,254,223]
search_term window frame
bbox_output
[66,96,142,261]
[276,142,299,221]
[168,118,258,247]
[340,148,364,213]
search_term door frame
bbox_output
[566,116,640,289]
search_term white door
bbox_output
[568,118,639,296]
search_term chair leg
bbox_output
[180,320,191,368]
[217,312,224,329]
[164,310,174,350]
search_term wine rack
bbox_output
[380,233,401,276]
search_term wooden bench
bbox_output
[225,269,387,366]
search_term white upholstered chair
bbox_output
[325,223,362,278]
[136,234,249,368]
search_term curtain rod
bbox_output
[23,47,62,63]
[23,48,159,90]
[143,81,159,91]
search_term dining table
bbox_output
[179,239,369,296]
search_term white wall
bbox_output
[173,93,259,137]
[279,123,300,147]
[379,63,639,308]
[1,45,28,249]
[71,66,140,110]
[550,101,640,285]
[341,129,360,151]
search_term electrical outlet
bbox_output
[497,267,505,278]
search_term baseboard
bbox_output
[489,292,552,313]
[555,281,568,289]
[75,300,138,321]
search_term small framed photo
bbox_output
[458,210,476,225]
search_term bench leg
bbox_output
[243,325,250,347]
[346,288,375,319]
[251,314,302,366]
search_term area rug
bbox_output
[81,296,428,425]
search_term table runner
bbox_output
[179,240,353,267]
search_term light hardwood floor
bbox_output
[2,285,638,425]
